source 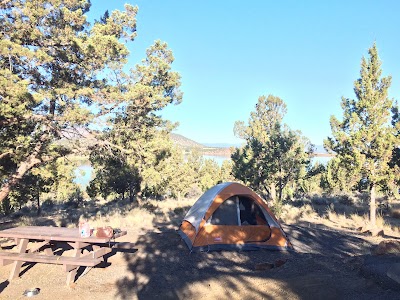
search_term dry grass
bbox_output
[350,213,367,227]
[87,208,155,230]
[280,197,400,238]
[6,193,400,239]
[78,197,196,231]
[280,203,318,224]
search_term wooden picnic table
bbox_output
[0,226,127,286]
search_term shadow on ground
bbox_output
[283,221,371,257]
[115,222,399,300]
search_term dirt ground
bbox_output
[0,220,399,300]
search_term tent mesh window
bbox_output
[239,197,267,226]
[209,198,238,225]
[208,196,268,226]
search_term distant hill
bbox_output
[170,133,232,157]
[203,142,242,148]
[314,144,328,154]
[170,133,333,158]
[170,133,205,148]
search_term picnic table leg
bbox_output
[66,241,88,286]
[92,245,111,263]
[66,247,80,286]
[9,238,29,280]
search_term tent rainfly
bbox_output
[178,182,293,252]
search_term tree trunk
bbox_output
[370,182,377,230]
[278,177,283,204]
[0,135,49,203]
[36,194,41,216]
[129,183,134,202]
[270,183,276,202]
[0,156,41,203]
[135,190,142,206]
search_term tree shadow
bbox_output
[114,222,398,300]
[283,221,373,257]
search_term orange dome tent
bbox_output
[178,182,293,252]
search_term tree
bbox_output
[296,162,325,196]
[87,150,139,201]
[324,43,398,230]
[89,40,182,201]
[0,0,181,201]
[232,95,312,204]
[199,158,220,191]
[320,157,360,193]
[0,1,139,202]
[164,147,198,199]
[4,156,77,215]
[387,104,400,198]
[219,159,234,183]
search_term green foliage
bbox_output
[297,162,325,196]
[87,38,183,201]
[0,0,139,202]
[0,1,187,206]
[219,159,234,183]
[2,156,77,214]
[320,157,360,193]
[199,159,220,191]
[8,172,42,213]
[88,150,139,201]
[390,104,400,190]
[324,43,399,226]
[232,95,312,203]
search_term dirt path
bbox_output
[0,222,399,300]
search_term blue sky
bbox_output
[88,0,400,146]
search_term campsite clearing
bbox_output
[0,193,399,299]
[0,219,399,299]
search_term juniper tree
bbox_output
[232,95,312,204]
[325,43,398,229]
[90,40,182,201]
[0,1,182,202]
[391,105,400,166]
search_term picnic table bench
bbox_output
[0,226,127,286]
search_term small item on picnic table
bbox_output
[95,226,114,238]
[79,220,91,238]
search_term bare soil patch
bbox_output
[0,220,399,300]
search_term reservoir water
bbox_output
[73,155,331,189]
[74,165,93,188]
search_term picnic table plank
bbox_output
[0,226,127,243]
[0,252,102,266]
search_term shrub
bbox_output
[42,199,55,209]
[173,207,185,215]
[390,208,400,219]
[311,196,329,206]
[338,194,355,206]
[271,202,284,218]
